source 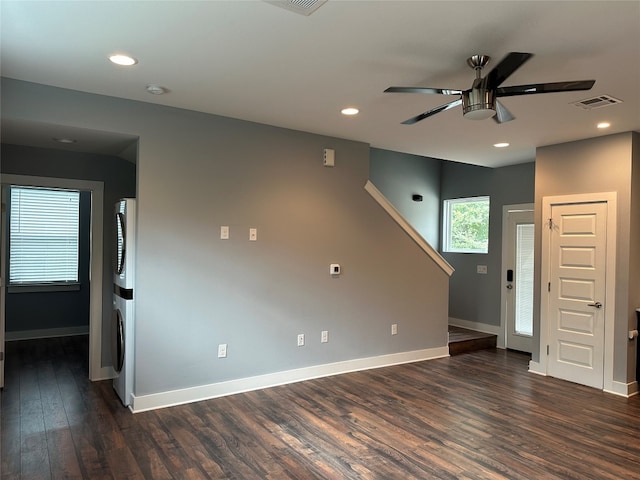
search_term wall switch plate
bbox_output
[249,228,257,241]
[297,334,305,347]
[323,148,335,167]
[477,265,488,274]
[321,330,328,343]
[391,324,398,335]
[330,263,340,275]
[218,343,227,358]
[220,226,229,240]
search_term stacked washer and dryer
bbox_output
[112,198,136,407]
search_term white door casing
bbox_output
[501,205,534,353]
[1,175,106,381]
[538,192,616,392]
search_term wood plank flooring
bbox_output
[2,335,640,479]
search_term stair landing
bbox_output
[448,326,497,355]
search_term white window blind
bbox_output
[9,186,80,285]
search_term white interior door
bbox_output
[546,201,607,389]
[503,208,534,353]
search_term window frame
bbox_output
[7,185,81,290]
[442,196,490,254]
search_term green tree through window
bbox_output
[443,197,490,253]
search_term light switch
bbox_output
[477,265,488,274]
[220,226,229,240]
[249,228,257,241]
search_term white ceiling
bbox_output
[1,0,639,167]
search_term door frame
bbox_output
[500,203,534,352]
[1,174,106,381]
[537,192,617,393]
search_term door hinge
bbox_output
[546,345,549,355]
[0,351,3,362]
[548,282,551,292]
[548,218,553,229]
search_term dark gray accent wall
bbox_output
[1,78,449,398]
[369,148,442,248]
[440,161,535,327]
[1,144,137,356]
[4,190,91,333]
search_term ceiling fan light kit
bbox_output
[385,52,596,125]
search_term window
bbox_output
[9,186,80,285]
[443,196,490,253]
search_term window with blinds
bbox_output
[9,186,80,285]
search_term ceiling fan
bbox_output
[385,52,595,125]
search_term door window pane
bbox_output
[515,223,534,336]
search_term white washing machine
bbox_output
[112,198,136,407]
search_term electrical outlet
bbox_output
[391,324,398,335]
[297,333,305,347]
[477,265,488,274]
[249,228,257,241]
[321,330,328,343]
[218,343,227,358]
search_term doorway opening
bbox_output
[1,174,104,388]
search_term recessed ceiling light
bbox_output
[108,54,138,66]
[493,142,510,148]
[597,122,611,129]
[341,107,359,116]
[53,137,77,144]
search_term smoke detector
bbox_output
[145,84,168,95]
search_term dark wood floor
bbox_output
[2,336,640,479]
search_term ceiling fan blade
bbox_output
[493,100,515,124]
[401,99,463,125]
[485,52,533,89]
[385,86,463,95]
[496,80,596,97]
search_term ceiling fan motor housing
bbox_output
[462,88,496,120]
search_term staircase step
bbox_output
[448,326,497,356]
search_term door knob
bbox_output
[506,284,513,290]
[587,301,603,308]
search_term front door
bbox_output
[503,208,534,353]
[546,201,608,389]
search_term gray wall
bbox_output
[534,132,640,383]
[1,78,449,397]
[4,190,91,334]
[440,161,535,327]
[369,148,442,248]
[1,144,137,357]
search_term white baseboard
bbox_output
[449,317,505,349]
[6,326,89,341]
[131,346,450,413]
[605,380,639,398]
[528,361,546,376]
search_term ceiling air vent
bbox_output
[572,94,622,110]
[265,0,327,16]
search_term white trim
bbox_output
[364,180,454,277]
[500,204,534,353]
[528,361,546,375]
[1,174,104,381]
[6,326,89,341]
[539,192,617,393]
[449,317,504,348]
[131,346,450,413]
[605,380,639,398]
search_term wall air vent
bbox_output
[265,0,327,16]
[572,94,622,110]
